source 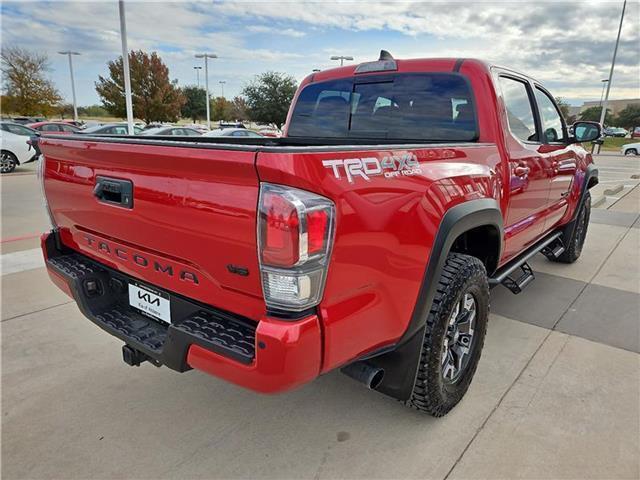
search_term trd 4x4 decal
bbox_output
[323,153,422,183]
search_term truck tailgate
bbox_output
[41,137,265,321]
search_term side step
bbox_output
[541,238,565,260]
[500,262,534,294]
[489,231,563,294]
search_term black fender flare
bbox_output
[563,164,598,240]
[365,198,504,401]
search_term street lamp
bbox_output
[118,0,134,135]
[58,51,80,122]
[330,55,354,66]
[599,79,609,107]
[312,69,321,72]
[219,80,226,99]
[193,66,202,88]
[195,53,218,129]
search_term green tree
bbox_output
[56,102,74,119]
[579,106,613,125]
[181,86,206,122]
[95,50,185,123]
[242,71,297,128]
[77,104,109,117]
[614,104,640,130]
[227,96,249,121]
[555,97,571,120]
[210,96,230,122]
[1,46,62,115]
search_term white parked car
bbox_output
[621,142,640,156]
[203,128,263,138]
[1,130,38,173]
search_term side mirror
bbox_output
[569,121,602,144]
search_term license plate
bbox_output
[128,282,171,324]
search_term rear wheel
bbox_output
[1,151,17,174]
[625,148,638,156]
[552,192,591,264]
[406,253,489,417]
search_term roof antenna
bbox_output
[379,50,394,61]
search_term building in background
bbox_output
[579,98,640,116]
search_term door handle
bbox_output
[514,166,530,177]
[94,176,134,208]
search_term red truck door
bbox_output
[497,74,554,260]
[531,86,577,231]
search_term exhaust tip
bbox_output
[341,361,385,390]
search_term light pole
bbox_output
[330,55,353,66]
[58,51,80,122]
[599,0,626,128]
[195,53,218,129]
[219,81,226,99]
[598,79,609,107]
[193,66,202,88]
[118,0,134,135]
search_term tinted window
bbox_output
[81,125,107,134]
[232,130,248,136]
[60,124,78,132]
[41,124,61,132]
[4,124,34,136]
[534,88,565,143]
[111,126,128,135]
[288,74,477,141]
[499,77,537,143]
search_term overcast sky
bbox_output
[2,0,639,107]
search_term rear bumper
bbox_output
[42,231,322,393]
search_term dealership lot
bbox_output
[2,155,639,479]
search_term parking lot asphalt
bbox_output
[2,155,639,479]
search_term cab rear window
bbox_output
[287,73,477,141]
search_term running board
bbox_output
[489,231,563,294]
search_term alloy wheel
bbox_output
[1,152,16,174]
[442,292,477,383]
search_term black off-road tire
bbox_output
[1,151,18,174]
[406,253,489,417]
[552,192,591,264]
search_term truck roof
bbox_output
[306,56,535,85]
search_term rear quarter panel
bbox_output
[256,144,502,372]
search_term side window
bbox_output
[41,124,61,132]
[6,124,29,135]
[61,124,77,132]
[534,88,566,143]
[112,126,127,135]
[499,76,538,143]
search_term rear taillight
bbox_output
[258,183,335,312]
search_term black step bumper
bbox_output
[43,234,257,370]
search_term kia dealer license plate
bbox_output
[128,282,171,324]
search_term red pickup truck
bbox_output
[39,54,600,416]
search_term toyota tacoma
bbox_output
[39,53,600,416]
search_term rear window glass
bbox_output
[287,73,477,141]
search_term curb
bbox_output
[603,184,624,196]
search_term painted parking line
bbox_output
[1,233,41,243]
[1,248,44,276]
